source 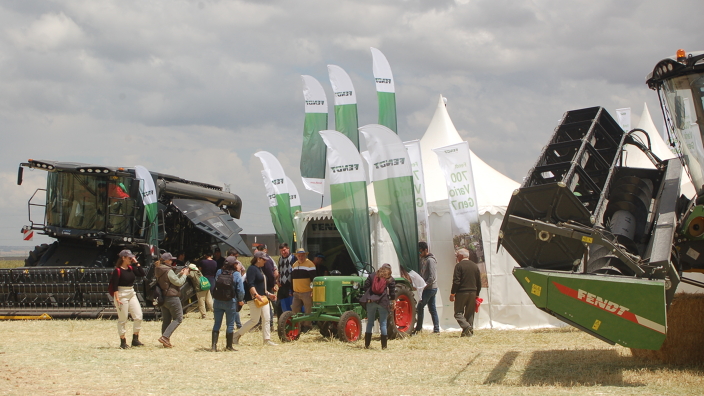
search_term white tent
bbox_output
[296,95,563,331]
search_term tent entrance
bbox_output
[305,219,358,275]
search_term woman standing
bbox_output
[211,256,245,351]
[108,249,146,349]
[232,251,278,346]
[360,263,396,349]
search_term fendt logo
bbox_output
[576,289,630,316]
[305,100,324,106]
[374,158,405,169]
[375,78,391,84]
[335,91,353,97]
[330,164,359,173]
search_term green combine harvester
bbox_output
[499,49,704,350]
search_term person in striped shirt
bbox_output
[291,248,317,330]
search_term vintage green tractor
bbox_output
[277,275,416,342]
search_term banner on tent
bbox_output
[433,142,487,287]
[404,140,430,247]
[300,75,328,195]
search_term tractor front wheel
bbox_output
[278,311,301,342]
[337,311,362,342]
[387,282,416,339]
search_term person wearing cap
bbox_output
[187,262,213,319]
[211,256,245,351]
[108,249,146,349]
[313,253,329,277]
[155,252,190,348]
[360,263,396,349]
[232,251,278,346]
[291,248,316,331]
[255,244,278,331]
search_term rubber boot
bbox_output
[131,334,144,347]
[364,332,372,349]
[225,333,236,351]
[381,334,388,350]
[211,331,219,352]
[120,338,129,349]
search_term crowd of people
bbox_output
[109,241,483,350]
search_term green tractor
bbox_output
[277,274,416,342]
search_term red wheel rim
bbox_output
[394,295,412,332]
[285,318,300,340]
[344,318,360,341]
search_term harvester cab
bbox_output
[499,50,704,350]
[6,160,249,318]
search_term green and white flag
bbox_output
[286,176,302,216]
[371,47,397,133]
[328,65,360,150]
[255,151,294,247]
[135,165,158,247]
[262,170,286,246]
[319,130,371,272]
[360,124,419,272]
[300,75,328,195]
[404,140,430,247]
[432,142,487,269]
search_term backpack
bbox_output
[108,265,133,295]
[371,275,387,295]
[147,269,169,307]
[199,276,211,291]
[212,270,234,301]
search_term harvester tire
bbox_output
[337,311,362,342]
[387,283,416,340]
[278,311,301,342]
[24,242,56,267]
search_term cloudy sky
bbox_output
[1,0,701,248]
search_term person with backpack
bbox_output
[187,263,213,319]
[108,249,146,349]
[155,252,190,348]
[360,263,396,350]
[211,256,245,351]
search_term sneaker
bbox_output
[264,340,278,346]
[232,333,241,345]
[158,336,173,348]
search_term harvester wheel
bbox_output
[319,321,336,338]
[387,283,416,340]
[278,311,301,342]
[24,242,56,267]
[337,311,361,342]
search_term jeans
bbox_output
[365,302,389,336]
[212,299,238,333]
[161,296,183,338]
[416,288,440,332]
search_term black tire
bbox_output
[387,282,416,340]
[278,311,301,342]
[337,311,362,342]
[24,243,55,267]
[319,321,338,338]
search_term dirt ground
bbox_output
[0,309,702,396]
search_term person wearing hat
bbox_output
[155,252,190,348]
[232,251,278,346]
[211,256,245,351]
[360,263,396,349]
[108,249,146,349]
[187,262,213,319]
[291,248,317,331]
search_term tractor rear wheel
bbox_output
[337,311,362,342]
[278,311,301,342]
[387,282,416,339]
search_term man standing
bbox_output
[276,243,295,317]
[414,241,440,334]
[312,253,328,277]
[155,252,190,347]
[291,248,316,330]
[213,247,225,270]
[450,248,482,337]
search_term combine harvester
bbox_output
[2,161,249,319]
[499,49,704,351]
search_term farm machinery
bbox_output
[277,274,416,342]
[2,160,249,319]
[499,50,704,350]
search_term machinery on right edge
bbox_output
[498,49,704,350]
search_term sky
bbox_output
[1,0,702,249]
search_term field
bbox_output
[1,310,702,396]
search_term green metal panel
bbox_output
[514,268,667,350]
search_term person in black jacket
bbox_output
[449,248,482,337]
[108,249,146,349]
[360,263,396,349]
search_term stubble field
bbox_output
[1,308,702,396]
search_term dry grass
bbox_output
[0,260,24,269]
[1,307,702,396]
